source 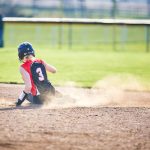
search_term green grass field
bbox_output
[0,46,150,90]
[0,23,150,90]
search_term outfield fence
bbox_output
[2,17,150,52]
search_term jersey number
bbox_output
[36,67,44,81]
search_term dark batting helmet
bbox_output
[18,42,35,60]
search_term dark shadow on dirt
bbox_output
[0,104,42,111]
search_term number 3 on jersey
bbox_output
[36,67,44,81]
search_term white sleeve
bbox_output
[19,66,32,93]
[43,61,57,73]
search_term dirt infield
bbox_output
[0,83,150,150]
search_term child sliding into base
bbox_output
[15,42,57,106]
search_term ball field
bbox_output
[0,23,150,150]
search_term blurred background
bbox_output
[0,0,150,19]
[0,0,150,52]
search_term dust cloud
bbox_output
[0,74,149,108]
[43,74,149,109]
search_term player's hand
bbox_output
[15,99,23,106]
[16,91,28,106]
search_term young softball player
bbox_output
[15,42,57,106]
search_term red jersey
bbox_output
[21,58,44,96]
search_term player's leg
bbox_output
[49,84,55,96]
[26,93,33,103]
[33,95,43,104]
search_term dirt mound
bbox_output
[0,83,150,150]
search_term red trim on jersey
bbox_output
[21,58,44,96]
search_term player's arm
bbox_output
[43,61,57,73]
[16,67,32,106]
